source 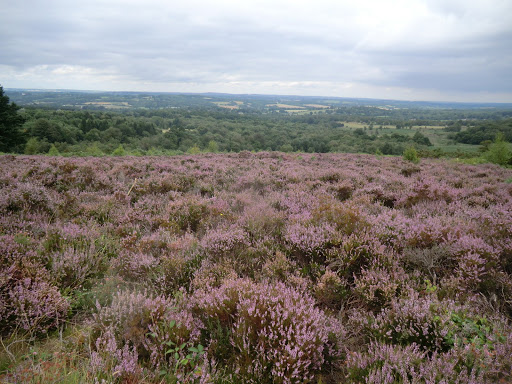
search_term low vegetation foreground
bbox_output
[1,152,512,383]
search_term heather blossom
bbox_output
[1,153,512,382]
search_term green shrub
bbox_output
[112,144,126,156]
[484,133,511,166]
[403,146,420,164]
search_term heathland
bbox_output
[1,152,512,383]
[1,88,512,383]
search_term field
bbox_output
[83,102,132,109]
[1,153,512,383]
[212,102,240,110]
[266,103,306,109]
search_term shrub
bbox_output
[346,341,488,384]
[314,269,347,308]
[259,251,296,283]
[92,290,200,369]
[111,250,158,282]
[353,266,405,310]
[112,144,126,156]
[50,245,105,290]
[187,278,342,383]
[90,328,142,381]
[366,291,460,353]
[484,133,511,166]
[403,146,420,164]
[327,232,391,284]
[200,224,249,259]
[284,221,337,262]
[47,144,60,156]
[0,235,69,335]
[2,277,69,334]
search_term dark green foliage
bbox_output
[453,120,512,144]
[3,89,512,157]
[413,130,432,146]
[0,86,26,152]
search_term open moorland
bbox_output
[1,152,512,383]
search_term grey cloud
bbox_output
[1,0,512,101]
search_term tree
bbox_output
[112,144,126,156]
[413,131,432,146]
[484,133,511,166]
[403,146,420,164]
[47,144,60,156]
[207,140,219,153]
[0,86,26,152]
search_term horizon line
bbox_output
[4,86,512,106]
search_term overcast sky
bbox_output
[1,0,511,102]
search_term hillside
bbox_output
[1,153,512,383]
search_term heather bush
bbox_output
[90,328,142,382]
[314,269,347,308]
[111,249,158,282]
[130,173,196,198]
[41,223,100,254]
[50,245,106,290]
[92,290,200,369]
[284,221,337,263]
[187,278,342,383]
[0,235,69,335]
[2,153,512,381]
[239,198,285,239]
[328,180,354,201]
[353,265,406,310]
[397,176,458,208]
[402,245,452,282]
[345,341,489,384]
[200,224,250,259]
[327,232,391,284]
[156,252,196,293]
[166,197,212,233]
[365,290,461,353]
[259,251,296,283]
[190,258,239,291]
[2,277,69,335]
[311,197,370,235]
[0,182,60,215]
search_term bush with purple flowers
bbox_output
[1,153,512,382]
[187,278,342,383]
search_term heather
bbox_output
[1,152,512,383]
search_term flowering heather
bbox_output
[1,275,69,334]
[92,290,201,368]
[187,278,342,383]
[1,153,512,382]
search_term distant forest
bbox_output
[2,88,512,160]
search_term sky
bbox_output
[1,0,512,102]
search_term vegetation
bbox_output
[0,86,26,153]
[1,90,512,382]
[0,89,510,163]
[1,153,512,383]
[484,133,512,166]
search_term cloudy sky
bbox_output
[1,0,511,102]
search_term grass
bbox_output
[266,103,305,109]
[212,102,239,110]
[0,326,91,384]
